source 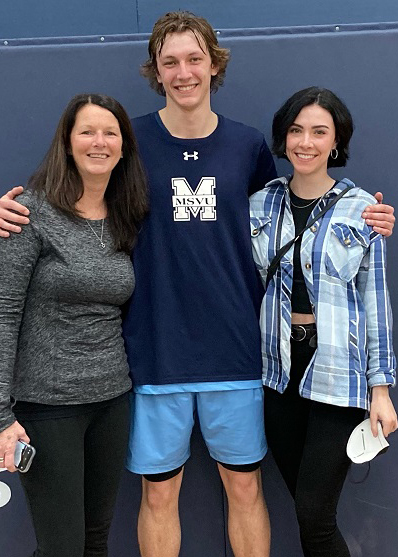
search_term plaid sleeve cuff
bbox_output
[367,372,396,389]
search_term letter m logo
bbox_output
[172,177,216,221]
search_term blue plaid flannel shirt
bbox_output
[250,177,396,410]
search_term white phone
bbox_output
[14,440,36,473]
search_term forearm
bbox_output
[0,186,30,237]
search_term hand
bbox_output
[0,421,30,472]
[362,192,395,237]
[0,186,30,238]
[370,386,398,437]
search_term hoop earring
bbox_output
[330,148,338,160]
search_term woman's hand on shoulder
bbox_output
[362,192,395,237]
[0,186,30,237]
[370,385,398,437]
[0,421,29,472]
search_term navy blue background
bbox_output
[0,19,397,557]
[2,0,398,38]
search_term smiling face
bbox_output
[156,31,218,112]
[70,103,123,184]
[285,103,336,179]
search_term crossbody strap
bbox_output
[265,185,352,290]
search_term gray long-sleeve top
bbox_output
[0,190,135,432]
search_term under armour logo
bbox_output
[183,151,199,161]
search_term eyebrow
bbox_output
[160,51,204,60]
[290,123,330,130]
[76,124,120,131]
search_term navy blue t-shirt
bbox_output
[123,113,276,386]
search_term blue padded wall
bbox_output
[2,0,398,38]
[0,0,139,39]
[0,22,398,557]
[137,0,398,34]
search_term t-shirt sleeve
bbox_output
[249,137,277,196]
[0,195,42,432]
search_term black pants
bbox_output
[264,339,365,557]
[17,395,130,557]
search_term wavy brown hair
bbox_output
[28,93,148,253]
[141,11,230,96]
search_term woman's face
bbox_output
[285,104,336,178]
[70,104,123,183]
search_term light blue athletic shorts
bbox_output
[125,387,267,475]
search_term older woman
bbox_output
[250,86,397,557]
[0,93,147,556]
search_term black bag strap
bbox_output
[265,185,352,290]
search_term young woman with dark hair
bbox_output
[251,86,397,557]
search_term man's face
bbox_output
[156,31,218,112]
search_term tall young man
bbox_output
[121,12,394,557]
[123,12,276,557]
[0,10,395,557]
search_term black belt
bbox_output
[291,323,317,347]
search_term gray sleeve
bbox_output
[0,194,42,432]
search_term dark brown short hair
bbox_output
[141,11,230,96]
[272,87,354,168]
[28,93,148,253]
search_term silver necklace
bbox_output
[85,219,105,249]
[290,196,320,209]
[289,181,334,209]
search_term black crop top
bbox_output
[289,189,317,314]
